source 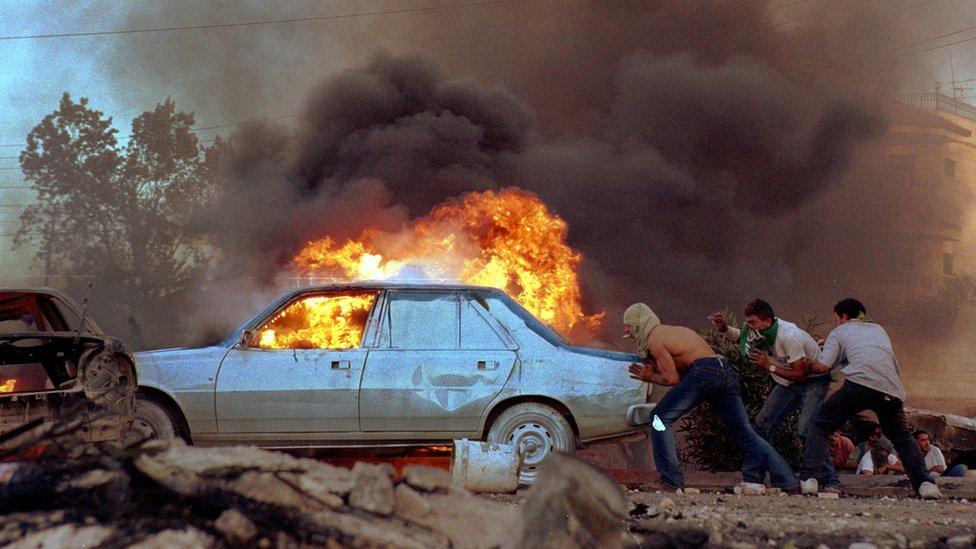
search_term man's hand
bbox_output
[707,312,728,333]
[750,349,771,369]
[628,362,656,383]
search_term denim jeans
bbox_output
[945,464,969,478]
[802,380,932,492]
[743,376,839,487]
[650,356,798,489]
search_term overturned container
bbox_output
[451,439,520,493]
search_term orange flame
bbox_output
[293,188,603,342]
[0,379,16,393]
[258,293,377,349]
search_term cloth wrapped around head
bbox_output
[623,303,660,359]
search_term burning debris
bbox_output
[256,292,377,349]
[293,188,603,343]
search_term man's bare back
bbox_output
[628,324,716,386]
[648,325,716,371]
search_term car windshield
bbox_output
[475,290,567,347]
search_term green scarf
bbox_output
[739,319,779,356]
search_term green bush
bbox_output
[676,312,823,471]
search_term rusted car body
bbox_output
[134,283,649,479]
[0,288,136,445]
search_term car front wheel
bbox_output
[128,395,181,444]
[486,402,575,485]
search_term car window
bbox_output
[256,292,378,350]
[461,297,506,349]
[388,291,459,349]
[0,292,50,333]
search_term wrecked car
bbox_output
[0,288,136,447]
[134,283,649,481]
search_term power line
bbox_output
[898,33,976,57]
[776,0,853,26]
[768,0,819,11]
[0,0,518,41]
[1,113,297,149]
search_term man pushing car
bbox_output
[623,303,797,492]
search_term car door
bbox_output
[360,290,517,432]
[214,290,379,433]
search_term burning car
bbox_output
[134,283,649,481]
[0,288,136,446]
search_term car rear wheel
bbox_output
[486,402,575,485]
[128,395,181,444]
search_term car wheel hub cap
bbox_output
[509,422,554,470]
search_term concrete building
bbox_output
[876,92,976,414]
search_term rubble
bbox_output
[213,508,258,544]
[403,464,453,492]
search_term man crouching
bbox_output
[624,303,797,492]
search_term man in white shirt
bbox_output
[711,299,839,489]
[916,430,969,478]
[856,437,904,475]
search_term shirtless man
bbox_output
[624,303,797,491]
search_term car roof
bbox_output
[286,281,506,294]
[0,286,78,302]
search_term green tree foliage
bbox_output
[677,312,825,471]
[16,93,218,348]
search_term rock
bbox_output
[658,498,677,515]
[683,488,701,495]
[728,543,758,549]
[7,524,114,549]
[818,492,840,499]
[894,533,908,548]
[128,527,216,549]
[214,508,258,544]
[848,543,878,549]
[908,541,927,549]
[403,465,452,492]
[134,454,205,497]
[945,534,976,548]
[349,462,396,516]
[226,471,343,510]
[395,483,432,519]
[58,469,126,491]
[307,508,449,549]
[509,453,628,549]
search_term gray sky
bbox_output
[3,0,976,276]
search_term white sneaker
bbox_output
[800,478,819,495]
[733,482,766,495]
[918,481,942,499]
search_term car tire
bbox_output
[129,395,182,444]
[486,402,575,485]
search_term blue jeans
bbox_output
[945,464,969,478]
[802,381,933,492]
[743,376,840,487]
[650,356,798,489]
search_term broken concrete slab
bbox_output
[214,508,258,545]
[7,523,115,549]
[511,453,628,549]
[127,527,216,549]
[349,462,396,516]
[395,483,432,519]
[402,464,452,492]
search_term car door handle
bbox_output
[477,360,499,371]
[331,360,351,370]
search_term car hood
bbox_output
[565,346,642,363]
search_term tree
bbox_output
[16,93,213,348]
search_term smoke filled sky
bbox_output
[5,0,976,337]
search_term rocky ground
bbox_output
[1,440,975,548]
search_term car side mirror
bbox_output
[240,330,255,348]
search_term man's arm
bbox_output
[628,338,680,386]
[811,330,842,375]
[751,351,811,382]
[929,447,947,474]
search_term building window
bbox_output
[943,252,955,276]
[889,154,915,173]
[945,159,957,177]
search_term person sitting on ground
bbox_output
[854,423,883,464]
[829,430,858,472]
[857,437,904,475]
[916,430,969,478]
[623,303,797,493]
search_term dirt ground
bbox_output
[482,473,976,548]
